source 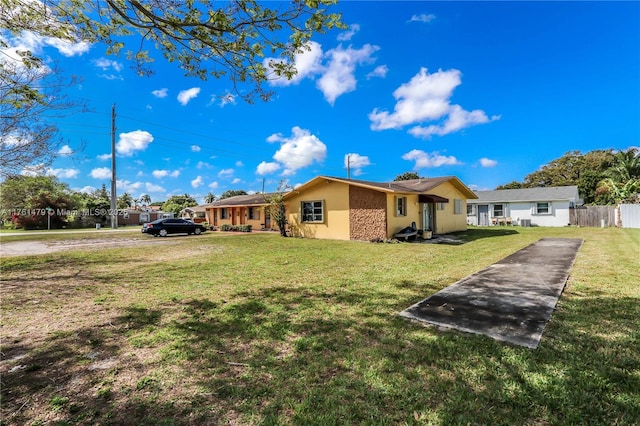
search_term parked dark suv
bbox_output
[142,218,207,237]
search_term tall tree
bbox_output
[162,193,198,216]
[264,182,290,237]
[117,192,133,209]
[140,194,152,206]
[204,192,217,204]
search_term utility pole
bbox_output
[110,104,117,229]
[347,154,351,179]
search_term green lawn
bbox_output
[1,227,638,425]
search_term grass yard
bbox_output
[1,227,639,425]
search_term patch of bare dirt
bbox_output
[0,237,172,257]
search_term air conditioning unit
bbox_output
[521,219,531,227]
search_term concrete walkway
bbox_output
[399,238,583,348]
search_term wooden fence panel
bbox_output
[570,206,616,227]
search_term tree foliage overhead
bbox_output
[0,0,344,176]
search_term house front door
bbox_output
[478,205,489,226]
[422,203,434,232]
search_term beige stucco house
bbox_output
[204,193,280,230]
[283,175,478,241]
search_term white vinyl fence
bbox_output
[618,204,640,228]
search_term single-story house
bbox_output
[467,186,582,227]
[180,206,207,223]
[116,209,169,226]
[283,175,477,241]
[204,193,281,230]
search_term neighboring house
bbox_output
[180,206,207,223]
[467,186,582,227]
[283,175,477,241]
[117,209,167,226]
[204,193,280,230]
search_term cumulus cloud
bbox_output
[402,150,463,169]
[76,185,96,194]
[218,168,234,178]
[197,161,212,169]
[93,58,123,72]
[479,157,498,168]
[317,44,379,105]
[116,130,154,156]
[152,169,180,179]
[409,13,436,23]
[231,178,241,184]
[191,145,201,152]
[369,68,499,137]
[177,87,201,105]
[145,182,165,193]
[47,167,79,178]
[345,153,371,177]
[337,23,360,41]
[256,161,281,176]
[191,176,203,188]
[208,181,219,190]
[58,145,73,156]
[152,88,168,98]
[117,180,143,192]
[265,41,324,86]
[262,127,327,176]
[97,153,112,161]
[367,65,388,79]
[90,167,111,179]
[235,161,244,167]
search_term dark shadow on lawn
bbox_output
[2,286,638,425]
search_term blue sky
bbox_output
[6,1,640,204]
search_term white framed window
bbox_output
[302,200,324,223]
[493,204,504,217]
[395,196,407,216]
[454,199,463,215]
[533,202,551,215]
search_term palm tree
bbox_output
[140,194,152,206]
[204,192,216,203]
[608,148,640,182]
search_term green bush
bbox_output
[220,224,252,232]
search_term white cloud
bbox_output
[265,41,324,86]
[337,23,360,41]
[191,145,201,152]
[145,182,165,193]
[317,44,379,105]
[97,153,111,161]
[367,65,388,79]
[152,169,180,179]
[265,127,327,176]
[93,58,123,72]
[479,157,498,168]
[409,105,500,138]
[152,88,168,98]
[409,13,436,23]
[369,67,499,137]
[208,181,219,190]
[191,176,204,188]
[75,186,96,194]
[47,167,79,178]
[218,168,234,178]
[90,167,111,179]
[177,87,201,105]
[402,150,463,169]
[344,153,371,177]
[58,145,73,156]
[256,161,281,176]
[231,178,241,184]
[117,180,143,192]
[98,73,123,81]
[197,161,212,169]
[116,130,154,156]
[235,161,244,167]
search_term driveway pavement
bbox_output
[399,238,583,348]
